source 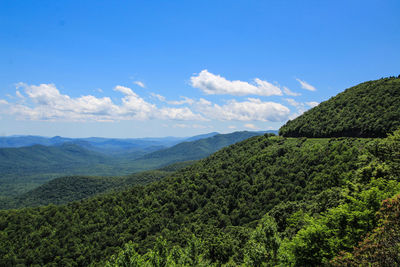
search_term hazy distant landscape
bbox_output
[1,76,400,266]
[1,1,400,266]
[0,131,272,199]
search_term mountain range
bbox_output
[0,131,271,198]
[0,77,399,266]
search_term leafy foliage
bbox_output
[280,76,400,138]
[331,194,400,266]
[0,135,377,266]
[2,73,400,266]
[0,169,185,209]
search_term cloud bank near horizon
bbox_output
[1,82,298,124]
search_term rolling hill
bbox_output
[1,77,400,266]
[0,131,264,198]
[0,132,220,155]
[3,132,398,266]
[1,161,196,209]
[279,76,400,137]
[124,131,266,171]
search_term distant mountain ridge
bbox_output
[0,132,221,154]
[0,130,269,198]
[126,131,268,171]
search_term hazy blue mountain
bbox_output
[0,131,266,198]
[184,132,219,142]
[0,132,222,155]
[124,131,266,172]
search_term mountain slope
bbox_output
[0,135,379,266]
[125,131,265,171]
[279,76,400,137]
[1,77,400,266]
[1,161,196,209]
[0,143,115,197]
[0,132,258,198]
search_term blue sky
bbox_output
[0,0,399,138]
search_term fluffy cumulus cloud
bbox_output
[195,98,290,122]
[1,83,203,122]
[190,70,282,96]
[296,78,316,91]
[158,107,205,121]
[1,81,308,125]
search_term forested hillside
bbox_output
[2,132,399,266]
[280,76,400,138]
[1,77,400,266]
[0,131,257,198]
[1,161,195,209]
[128,131,264,171]
[0,143,112,197]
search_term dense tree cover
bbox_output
[3,76,400,265]
[105,129,400,266]
[330,129,400,266]
[1,134,385,266]
[0,131,262,198]
[331,194,400,266]
[105,214,280,267]
[0,168,190,209]
[126,131,265,172]
[279,76,400,138]
[0,143,112,197]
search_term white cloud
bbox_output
[228,125,236,129]
[296,78,316,91]
[133,81,145,88]
[151,94,194,105]
[285,98,319,119]
[285,98,301,108]
[16,91,25,99]
[114,85,136,96]
[2,83,204,122]
[190,70,282,96]
[244,123,258,130]
[306,101,319,108]
[283,87,301,96]
[167,96,194,105]
[195,97,290,122]
[4,82,311,125]
[158,107,205,121]
[151,93,166,102]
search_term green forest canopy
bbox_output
[1,76,400,266]
[2,132,400,266]
[280,76,400,138]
